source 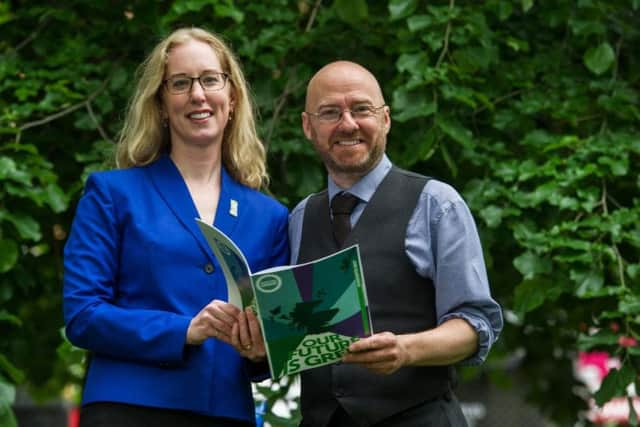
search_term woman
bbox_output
[63,27,288,426]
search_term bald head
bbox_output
[305,61,385,112]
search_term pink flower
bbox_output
[578,351,611,380]
[589,396,640,424]
[618,336,638,348]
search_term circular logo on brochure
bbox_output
[255,274,282,293]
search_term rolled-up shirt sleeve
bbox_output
[406,180,503,365]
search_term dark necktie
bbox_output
[331,192,359,247]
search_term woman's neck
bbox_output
[170,146,222,225]
[170,145,222,187]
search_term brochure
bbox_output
[196,219,373,378]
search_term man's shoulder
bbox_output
[387,164,456,194]
[387,165,465,208]
[422,179,463,203]
[391,165,430,181]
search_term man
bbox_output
[288,61,503,427]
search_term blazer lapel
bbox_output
[214,167,245,239]
[145,155,216,262]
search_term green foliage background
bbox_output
[1,0,639,426]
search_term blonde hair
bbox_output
[115,27,268,189]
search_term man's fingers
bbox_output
[343,348,395,364]
[348,332,395,353]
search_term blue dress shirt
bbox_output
[289,154,503,364]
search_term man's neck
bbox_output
[328,156,385,189]
[330,171,366,190]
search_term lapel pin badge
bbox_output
[229,199,238,217]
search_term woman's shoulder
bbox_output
[242,186,288,215]
[87,166,146,182]
[224,169,288,216]
[83,167,148,197]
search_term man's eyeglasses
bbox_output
[306,104,387,123]
[163,72,229,94]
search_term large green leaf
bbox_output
[388,0,418,21]
[0,403,17,427]
[572,270,604,298]
[577,331,618,351]
[513,279,548,314]
[5,214,41,241]
[0,354,24,385]
[396,52,429,74]
[583,42,615,75]
[594,362,636,406]
[334,0,368,22]
[0,310,21,326]
[0,157,30,185]
[391,88,437,122]
[513,251,552,279]
[0,379,15,407]
[619,295,640,315]
[214,3,244,23]
[44,183,69,213]
[480,205,504,228]
[407,14,433,32]
[629,396,638,426]
[0,240,18,273]
[436,117,473,148]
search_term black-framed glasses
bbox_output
[305,104,387,123]
[163,72,229,94]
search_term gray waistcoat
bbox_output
[298,167,450,426]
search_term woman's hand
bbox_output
[186,301,266,362]
[186,299,240,345]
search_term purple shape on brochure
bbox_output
[292,264,314,301]
[332,312,368,337]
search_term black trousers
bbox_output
[320,394,468,427]
[79,402,254,427]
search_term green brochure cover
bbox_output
[196,219,373,378]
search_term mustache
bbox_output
[333,132,361,140]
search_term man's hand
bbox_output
[341,332,410,375]
[341,318,479,375]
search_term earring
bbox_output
[228,111,234,122]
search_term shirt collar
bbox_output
[327,154,392,203]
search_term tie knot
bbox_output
[331,192,359,215]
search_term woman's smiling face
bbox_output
[162,39,234,150]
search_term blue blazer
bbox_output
[63,155,289,423]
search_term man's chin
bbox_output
[327,157,378,176]
[319,145,384,177]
